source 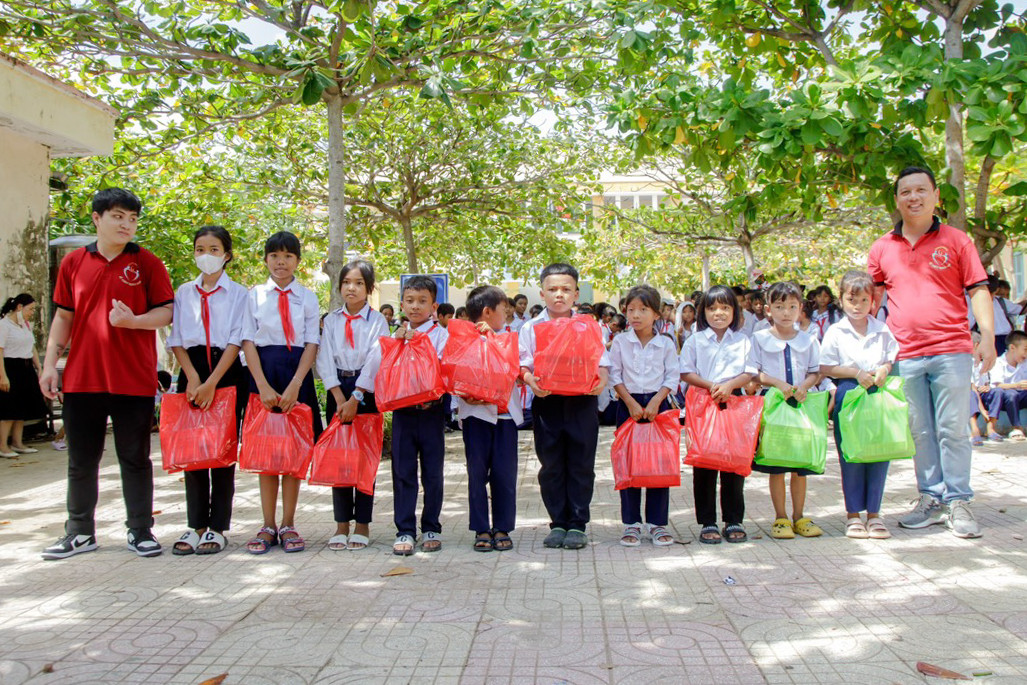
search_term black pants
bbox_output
[392,402,446,536]
[532,394,599,531]
[693,467,745,527]
[325,374,378,524]
[63,392,156,535]
[463,416,518,533]
[178,346,245,532]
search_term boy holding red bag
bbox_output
[388,276,449,555]
[519,264,610,550]
[455,286,523,552]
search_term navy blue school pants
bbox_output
[833,378,890,513]
[532,394,599,531]
[615,392,671,526]
[325,374,378,525]
[391,402,445,536]
[982,387,1027,427]
[462,415,518,533]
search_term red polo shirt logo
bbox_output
[930,246,952,270]
[121,263,142,285]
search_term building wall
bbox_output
[0,127,50,339]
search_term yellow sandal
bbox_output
[770,518,795,539]
[793,517,823,538]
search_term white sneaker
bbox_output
[898,494,945,529]
[946,501,982,539]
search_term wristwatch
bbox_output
[351,390,365,404]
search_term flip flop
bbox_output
[347,533,369,550]
[422,531,442,553]
[328,534,348,551]
[393,534,415,556]
[196,530,226,555]
[173,530,200,556]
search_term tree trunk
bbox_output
[700,248,710,290]
[941,1,979,231]
[400,215,418,273]
[323,93,347,310]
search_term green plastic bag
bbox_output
[838,376,915,463]
[755,389,829,473]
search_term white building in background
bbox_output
[0,53,116,332]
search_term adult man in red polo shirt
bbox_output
[868,167,995,539]
[39,188,174,559]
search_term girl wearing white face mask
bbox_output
[166,225,250,556]
[0,293,47,457]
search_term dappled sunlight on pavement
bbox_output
[0,428,1025,683]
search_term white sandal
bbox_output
[196,530,226,555]
[620,524,643,547]
[393,534,415,556]
[647,524,674,546]
[172,530,201,556]
[845,519,869,539]
[866,517,892,540]
[347,533,369,550]
[421,531,442,553]
[328,534,348,551]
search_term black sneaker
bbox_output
[543,527,567,548]
[41,533,98,560]
[127,528,163,557]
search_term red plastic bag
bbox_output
[375,333,445,411]
[441,319,519,409]
[534,314,604,395]
[238,394,315,478]
[683,389,763,477]
[159,387,238,473]
[610,410,682,490]
[308,414,384,493]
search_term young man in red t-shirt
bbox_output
[39,188,174,559]
[868,167,996,539]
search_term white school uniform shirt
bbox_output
[819,316,899,373]
[510,312,530,334]
[518,307,612,371]
[967,295,1014,336]
[753,318,771,334]
[456,326,524,426]
[990,352,1027,385]
[971,361,990,388]
[608,328,679,395]
[741,309,757,337]
[0,317,35,359]
[747,329,820,384]
[315,304,389,392]
[166,272,248,351]
[678,327,752,384]
[241,278,320,347]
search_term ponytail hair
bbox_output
[0,293,34,318]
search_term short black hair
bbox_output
[624,284,662,313]
[466,285,507,322]
[380,303,394,315]
[767,281,803,304]
[998,279,1011,290]
[529,304,543,317]
[402,275,438,301]
[696,285,742,332]
[577,303,594,315]
[732,285,747,297]
[437,303,455,317]
[749,289,766,305]
[455,306,467,318]
[264,231,302,258]
[1008,330,1027,348]
[611,313,627,330]
[92,188,141,215]
[194,225,233,265]
[340,258,376,294]
[839,270,874,298]
[540,262,579,285]
[513,294,528,304]
[895,166,937,193]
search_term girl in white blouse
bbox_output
[0,294,46,457]
[820,271,900,540]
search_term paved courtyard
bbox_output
[1,425,1026,684]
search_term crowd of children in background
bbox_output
[141,219,958,560]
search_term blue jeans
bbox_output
[894,353,973,503]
